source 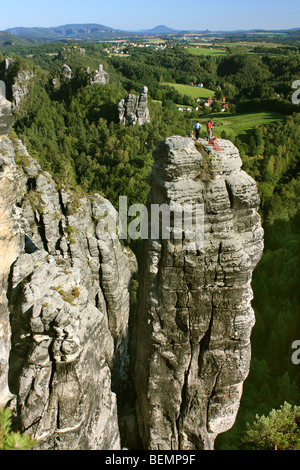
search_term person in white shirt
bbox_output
[193,121,202,140]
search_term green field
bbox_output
[187,47,227,56]
[191,111,285,141]
[163,82,215,100]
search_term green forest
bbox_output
[0,40,299,450]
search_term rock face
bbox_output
[135,136,264,450]
[5,57,14,71]
[3,60,34,109]
[0,132,136,449]
[61,64,73,81]
[118,86,151,126]
[0,81,6,99]
[91,64,109,85]
[12,71,34,110]
[0,96,13,138]
[0,138,23,407]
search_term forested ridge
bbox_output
[0,41,299,449]
[216,114,300,449]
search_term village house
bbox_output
[204,97,214,107]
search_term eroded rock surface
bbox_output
[12,71,34,110]
[135,136,264,450]
[0,134,136,449]
[0,138,23,407]
[0,96,13,138]
[91,64,109,85]
[61,64,73,81]
[118,86,151,126]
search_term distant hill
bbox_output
[5,23,183,40]
[0,30,45,45]
[137,25,179,35]
[4,23,300,42]
[5,24,133,40]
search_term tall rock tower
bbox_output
[118,86,151,126]
[135,136,264,450]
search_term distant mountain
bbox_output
[0,30,46,45]
[6,23,182,40]
[6,24,133,40]
[137,25,179,35]
[4,23,300,41]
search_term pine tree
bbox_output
[0,408,38,450]
[243,402,300,450]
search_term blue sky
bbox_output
[1,0,299,31]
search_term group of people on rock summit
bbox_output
[191,119,215,141]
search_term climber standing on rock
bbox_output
[193,121,202,141]
[206,119,216,140]
[210,119,215,139]
[206,120,212,140]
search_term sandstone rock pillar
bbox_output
[135,137,264,450]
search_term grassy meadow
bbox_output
[163,82,215,100]
[191,111,285,141]
[186,47,227,56]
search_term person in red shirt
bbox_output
[206,120,212,140]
